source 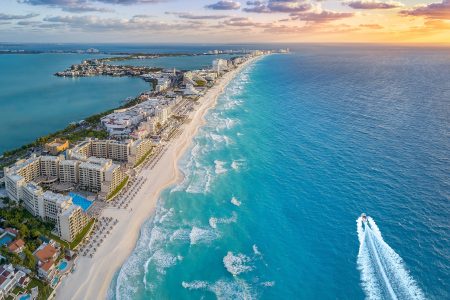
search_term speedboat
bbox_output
[361,213,367,222]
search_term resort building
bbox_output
[212,58,229,74]
[44,138,69,155]
[129,139,153,165]
[57,204,89,242]
[4,155,41,201]
[59,160,80,184]
[40,155,63,179]
[0,264,29,299]
[100,95,180,137]
[4,154,63,201]
[78,157,126,197]
[41,191,90,242]
[22,182,44,217]
[68,138,152,166]
[4,162,90,243]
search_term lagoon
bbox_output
[0,53,150,154]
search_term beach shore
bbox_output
[56,56,261,300]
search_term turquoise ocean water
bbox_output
[110,47,450,299]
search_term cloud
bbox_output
[19,0,163,13]
[166,12,229,19]
[359,23,383,28]
[222,16,259,25]
[42,14,204,31]
[205,0,242,10]
[62,5,115,12]
[345,0,404,9]
[0,13,39,20]
[400,0,450,19]
[292,9,354,23]
[244,0,313,13]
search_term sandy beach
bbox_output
[56,56,260,300]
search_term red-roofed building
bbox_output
[33,242,59,282]
[8,239,25,254]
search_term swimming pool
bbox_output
[18,294,30,300]
[51,275,59,287]
[69,193,93,211]
[58,260,69,272]
[0,232,15,246]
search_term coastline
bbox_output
[56,55,262,300]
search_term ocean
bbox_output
[110,46,450,299]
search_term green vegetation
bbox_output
[195,80,206,87]
[28,277,53,300]
[107,176,129,201]
[49,219,94,250]
[134,149,153,168]
[0,206,54,252]
[64,129,108,143]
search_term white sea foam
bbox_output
[223,252,254,276]
[147,249,181,275]
[189,226,219,245]
[209,217,218,229]
[169,228,191,242]
[182,280,209,290]
[252,244,261,256]
[186,167,212,194]
[357,216,425,300]
[231,197,241,207]
[261,281,275,287]
[214,160,228,174]
[231,159,246,171]
[209,212,238,229]
[209,279,255,300]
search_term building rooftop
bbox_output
[8,239,25,252]
[34,244,58,263]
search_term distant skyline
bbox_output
[1,0,449,43]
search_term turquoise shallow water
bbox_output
[0,53,150,154]
[110,47,450,299]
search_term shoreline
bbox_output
[56,55,262,300]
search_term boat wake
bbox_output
[356,215,425,300]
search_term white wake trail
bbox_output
[357,216,425,300]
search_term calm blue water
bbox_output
[0,53,150,154]
[110,47,450,300]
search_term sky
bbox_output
[0,0,449,43]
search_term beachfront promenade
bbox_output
[56,55,264,299]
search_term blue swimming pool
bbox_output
[18,294,30,300]
[0,232,15,246]
[69,193,93,211]
[58,260,69,272]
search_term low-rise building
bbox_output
[34,242,59,282]
[0,264,29,299]
[8,239,25,254]
[44,139,69,155]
